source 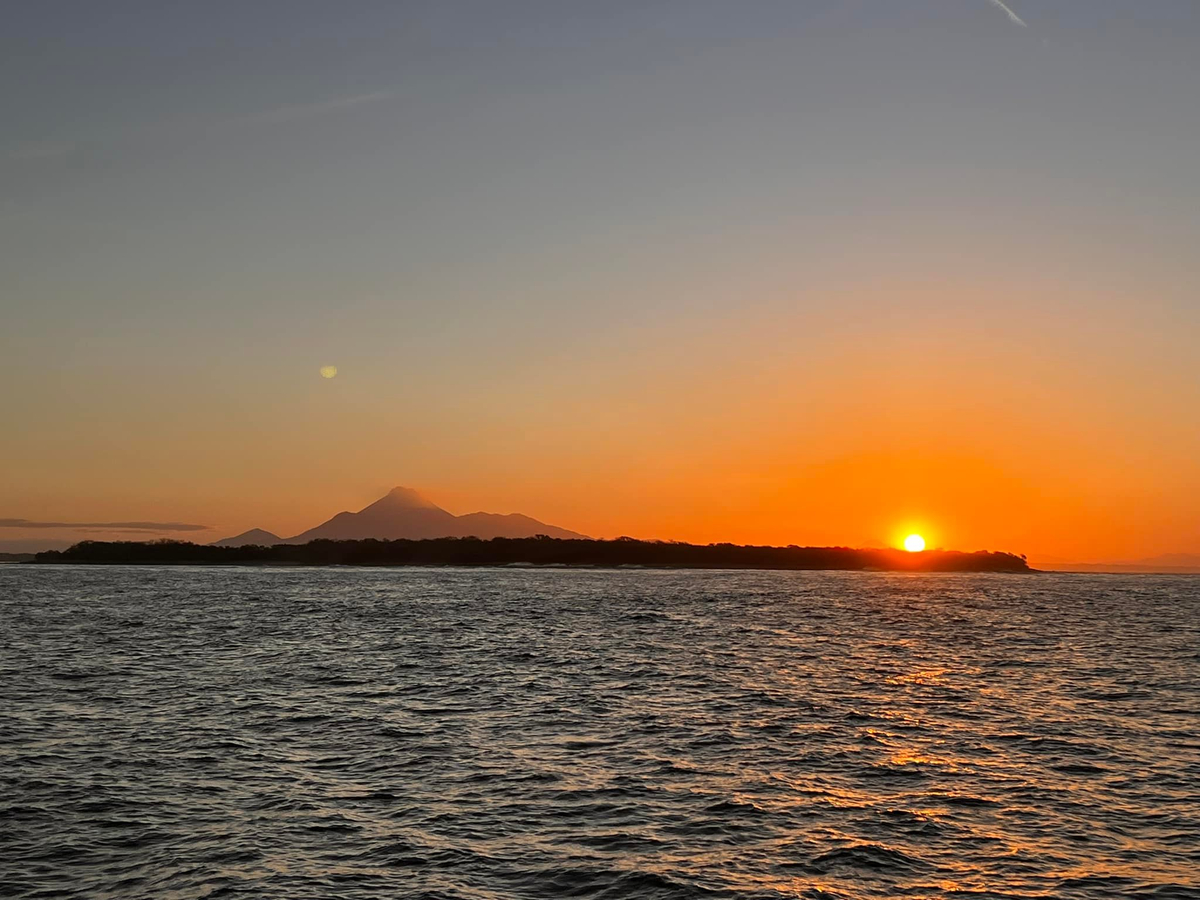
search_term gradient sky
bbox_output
[3,1,1198,563]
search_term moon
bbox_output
[319,365,338,379]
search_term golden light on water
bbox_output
[319,365,338,379]
[904,534,926,553]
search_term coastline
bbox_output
[31,537,1033,573]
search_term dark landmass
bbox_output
[35,537,1033,572]
[1050,563,1200,574]
[0,552,35,563]
[1046,552,1200,574]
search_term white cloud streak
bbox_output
[244,91,395,126]
[0,518,210,532]
[986,0,1028,27]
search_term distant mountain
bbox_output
[1040,551,1200,573]
[455,511,584,539]
[0,538,74,554]
[1135,553,1200,568]
[281,487,585,543]
[211,528,283,548]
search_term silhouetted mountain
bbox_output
[1046,552,1200,573]
[454,511,585,539]
[33,538,1034,573]
[1135,553,1200,569]
[211,528,282,548]
[0,538,74,554]
[283,487,585,542]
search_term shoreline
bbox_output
[18,561,1044,575]
[30,537,1033,573]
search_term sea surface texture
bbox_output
[2,567,1198,899]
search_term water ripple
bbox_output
[1,566,1198,899]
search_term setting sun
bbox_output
[904,534,926,553]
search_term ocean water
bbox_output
[1,567,1198,900]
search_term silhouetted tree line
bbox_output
[34,537,1033,572]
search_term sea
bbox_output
[1,566,1198,899]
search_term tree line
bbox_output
[34,537,1032,572]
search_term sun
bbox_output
[903,534,926,553]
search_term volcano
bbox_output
[212,487,585,545]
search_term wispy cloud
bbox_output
[986,0,1027,27]
[0,518,210,532]
[7,89,396,162]
[246,91,395,126]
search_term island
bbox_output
[33,537,1033,572]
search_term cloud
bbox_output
[986,0,1027,27]
[0,518,210,532]
[6,89,396,162]
[247,91,395,126]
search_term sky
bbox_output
[2,1,1198,564]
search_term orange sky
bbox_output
[6,273,1197,564]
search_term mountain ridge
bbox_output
[212,487,585,546]
[211,528,283,548]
